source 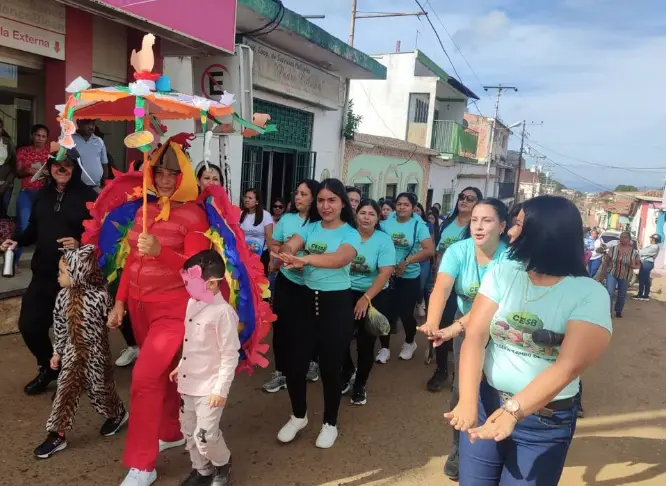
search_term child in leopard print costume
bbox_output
[34,244,128,459]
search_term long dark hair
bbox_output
[271,197,286,216]
[308,178,357,228]
[439,186,483,238]
[241,188,265,226]
[509,195,587,277]
[196,163,224,185]
[289,179,320,216]
[428,207,441,243]
[357,199,383,230]
[462,198,508,240]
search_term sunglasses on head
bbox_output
[458,194,477,203]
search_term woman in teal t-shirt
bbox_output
[341,200,395,406]
[420,198,508,481]
[376,192,434,363]
[273,178,361,450]
[427,186,482,393]
[262,179,319,394]
[447,196,612,486]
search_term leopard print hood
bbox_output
[61,244,105,289]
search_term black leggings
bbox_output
[18,277,60,368]
[283,288,354,426]
[343,289,390,388]
[120,313,137,347]
[271,272,307,374]
[435,291,459,373]
[379,276,421,348]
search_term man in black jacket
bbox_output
[1,148,97,395]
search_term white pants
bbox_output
[180,395,231,475]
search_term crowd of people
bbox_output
[0,121,624,486]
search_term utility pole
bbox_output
[513,120,526,203]
[349,1,427,47]
[482,84,518,198]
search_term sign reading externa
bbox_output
[95,0,236,54]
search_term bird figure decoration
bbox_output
[131,33,156,76]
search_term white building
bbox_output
[161,2,386,204]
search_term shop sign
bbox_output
[0,0,65,60]
[94,0,236,54]
[245,39,343,110]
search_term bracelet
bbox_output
[363,294,372,304]
[455,320,465,334]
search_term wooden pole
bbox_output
[142,150,148,233]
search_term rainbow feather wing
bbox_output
[200,186,275,374]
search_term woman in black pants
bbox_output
[273,178,360,449]
[376,193,434,363]
[341,200,395,405]
[263,179,319,393]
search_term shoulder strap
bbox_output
[402,219,419,262]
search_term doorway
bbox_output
[261,150,295,205]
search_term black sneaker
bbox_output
[100,410,129,437]
[211,461,231,486]
[24,367,58,396]
[615,311,622,318]
[350,387,367,406]
[34,432,67,459]
[341,370,356,395]
[427,368,449,392]
[444,445,459,480]
[180,469,213,486]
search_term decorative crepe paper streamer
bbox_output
[134,97,145,132]
[231,112,277,135]
[149,115,165,137]
[200,110,209,169]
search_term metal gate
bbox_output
[240,144,263,202]
[293,151,317,185]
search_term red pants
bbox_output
[123,298,188,471]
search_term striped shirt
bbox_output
[606,245,640,280]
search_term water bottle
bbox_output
[3,248,15,278]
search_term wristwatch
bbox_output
[502,399,522,421]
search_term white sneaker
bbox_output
[375,348,390,364]
[399,342,418,360]
[277,415,308,443]
[158,438,186,452]
[115,346,139,367]
[120,468,156,486]
[416,301,426,318]
[315,423,338,449]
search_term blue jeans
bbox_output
[587,257,602,277]
[459,379,578,486]
[606,274,629,313]
[638,261,654,298]
[15,189,38,263]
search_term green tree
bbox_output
[344,99,362,140]
[614,184,639,192]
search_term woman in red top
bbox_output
[105,136,211,486]
[15,125,50,263]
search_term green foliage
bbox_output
[344,99,363,140]
[614,184,639,192]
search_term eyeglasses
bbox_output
[458,194,477,203]
[54,191,64,212]
[273,204,283,209]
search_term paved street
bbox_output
[1,296,665,486]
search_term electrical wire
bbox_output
[237,0,284,37]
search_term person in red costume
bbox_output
[108,135,211,486]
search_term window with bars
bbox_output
[408,93,430,123]
[385,183,398,199]
[241,144,263,201]
[442,189,455,215]
[252,98,314,150]
[354,183,371,199]
[406,183,418,195]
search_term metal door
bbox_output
[293,151,317,185]
[241,144,263,202]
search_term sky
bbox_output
[283,0,666,192]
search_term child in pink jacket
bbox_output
[169,250,240,486]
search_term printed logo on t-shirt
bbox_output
[391,232,410,249]
[489,311,559,359]
[438,236,460,253]
[246,238,263,255]
[464,283,479,301]
[350,254,371,275]
[306,242,328,255]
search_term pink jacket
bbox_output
[176,293,240,398]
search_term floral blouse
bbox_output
[16,146,50,190]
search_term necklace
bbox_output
[523,274,562,304]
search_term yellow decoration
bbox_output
[124,130,154,149]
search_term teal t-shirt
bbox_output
[297,221,361,291]
[438,238,508,314]
[437,219,468,255]
[480,260,612,400]
[350,230,396,292]
[273,212,307,286]
[380,215,431,280]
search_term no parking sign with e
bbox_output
[201,64,231,99]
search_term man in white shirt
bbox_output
[72,119,108,187]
